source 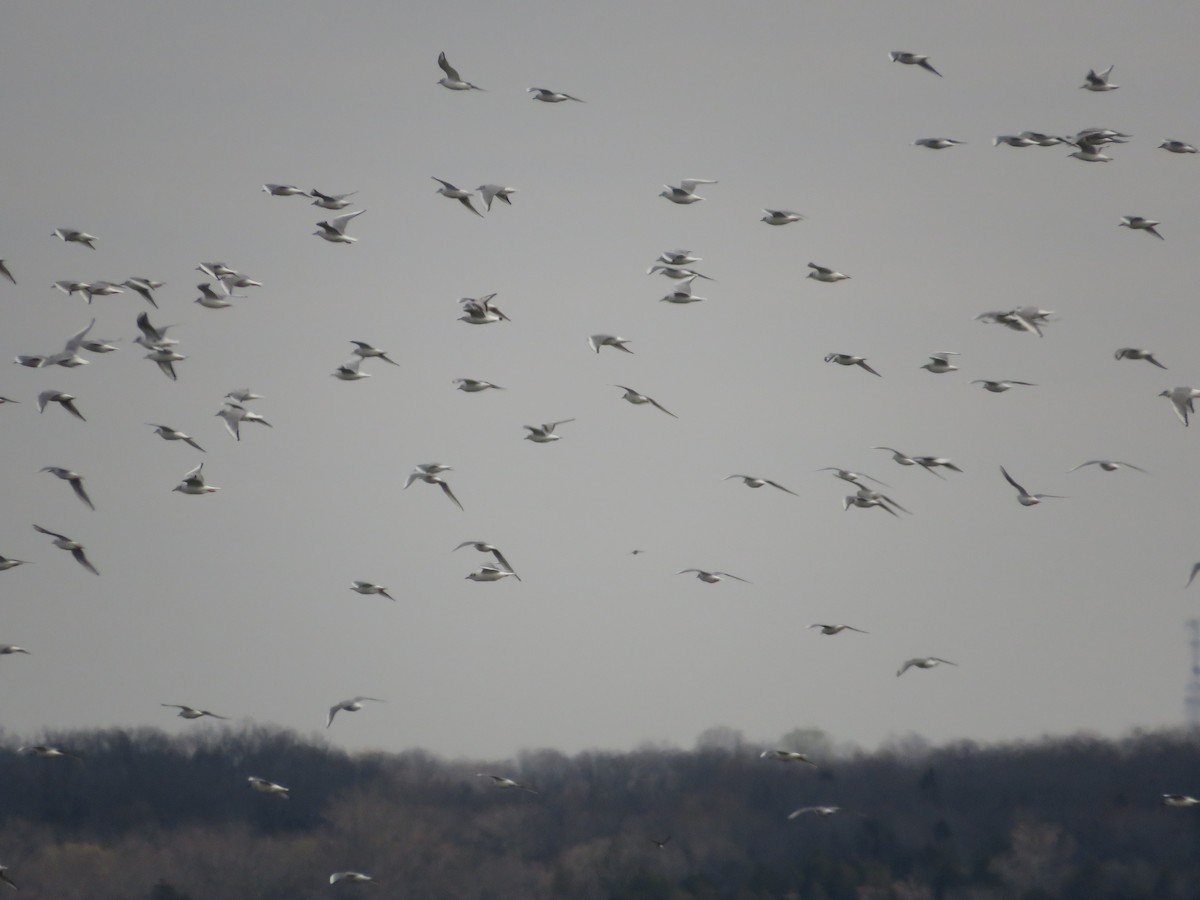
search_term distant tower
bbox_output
[1187,619,1200,728]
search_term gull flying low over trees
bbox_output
[161,704,229,720]
[761,749,817,765]
[247,776,290,799]
[327,696,384,728]
[477,773,538,794]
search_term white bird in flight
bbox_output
[897,657,957,677]
[349,341,399,366]
[524,419,575,443]
[1159,140,1198,154]
[760,749,816,765]
[589,334,634,354]
[808,262,851,283]
[0,645,31,655]
[120,278,160,308]
[1114,348,1166,369]
[1067,460,1148,474]
[215,403,272,441]
[993,134,1037,147]
[458,293,510,324]
[1163,793,1200,807]
[788,806,840,819]
[327,696,384,728]
[1119,216,1164,240]
[1000,466,1065,506]
[972,379,1036,393]
[889,51,941,76]
[655,249,702,267]
[761,209,804,225]
[52,228,98,249]
[262,184,309,196]
[437,51,483,90]
[809,623,869,635]
[174,463,219,495]
[873,446,925,470]
[146,346,186,379]
[660,178,717,204]
[330,872,376,884]
[454,541,519,580]
[314,209,365,243]
[148,424,205,452]
[0,556,29,572]
[162,704,229,720]
[724,474,797,495]
[1160,387,1200,426]
[1069,144,1112,162]
[1081,64,1118,91]
[477,773,538,793]
[19,744,81,760]
[432,177,484,217]
[843,487,902,517]
[247,776,290,799]
[819,467,891,489]
[309,188,357,210]
[331,358,371,381]
[351,581,395,601]
[465,564,517,582]
[40,467,95,510]
[453,378,504,392]
[614,385,677,417]
[527,87,583,102]
[477,184,517,211]
[33,525,98,575]
[913,138,964,149]
[921,352,960,374]
[659,280,705,304]
[134,311,178,350]
[677,568,751,584]
[913,456,963,477]
[37,391,86,421]
[825,353,880,377]
[404,465,464,510]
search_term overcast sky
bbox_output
[2,0,1199,762]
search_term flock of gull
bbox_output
[2,43,1199,888]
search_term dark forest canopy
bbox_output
[1,725,1198,899]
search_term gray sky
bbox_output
[2,0,1199,761]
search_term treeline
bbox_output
[1,725,1199,899]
